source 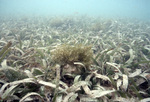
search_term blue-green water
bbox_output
[0,0,150,20]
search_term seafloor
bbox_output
[0,15,150,102]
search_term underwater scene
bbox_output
[0,0,150,102]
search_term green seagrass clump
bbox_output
[51,44,93,68]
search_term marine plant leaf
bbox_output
[1,84,18,100]
[90,88,116,98]
[67,81,88,93]
[19,92,44,102]
[122,74,128,91]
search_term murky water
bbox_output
[0,0,150,20]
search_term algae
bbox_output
[51,44,93,69]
